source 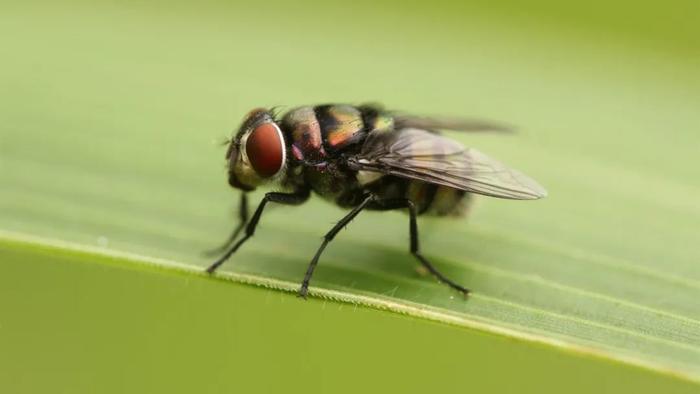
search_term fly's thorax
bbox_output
[281,106,326,162]
[281,104,395,164]
[227,109,287,191]
[356,170,384,186]
[303,163,361,206]
[315,105,365,150]
[357,104,395,134]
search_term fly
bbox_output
[206,104,547,298]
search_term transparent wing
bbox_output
[393,114,513,133]
[348,128,547,200]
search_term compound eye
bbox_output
[246,122,285,178]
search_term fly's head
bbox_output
[226,108,286,191]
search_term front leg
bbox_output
[204,193,249,257]
[206,188,310,274]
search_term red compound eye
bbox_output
[246,122,285,178]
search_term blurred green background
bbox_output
[1,0,699,392]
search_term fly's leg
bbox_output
[204,193,249,257]
[377,198,470,297]
[206,189,310,274]
[298,194,375,299]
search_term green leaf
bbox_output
[2,240,698,394]
[1,0,699,391]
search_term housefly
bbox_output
[206,104,547,298]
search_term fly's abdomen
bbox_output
[366,176,471,217]
[426,185,470,216]
[405,180,470,216]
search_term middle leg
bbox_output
[298,194,375,298]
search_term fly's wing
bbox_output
[348,128,547,200]
[394,114,513,133]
